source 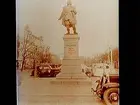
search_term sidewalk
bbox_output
[18,74,105,105]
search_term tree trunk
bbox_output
[21,57,25,71]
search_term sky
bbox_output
[17,0,118,57]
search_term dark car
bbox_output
[37,63,61,77]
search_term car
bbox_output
[81,64,93,77]
[92,73,119,105]
[36,63,61,77]
[93,63,118,77]
[85,70,92,77]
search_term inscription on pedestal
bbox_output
[68,47,75,55]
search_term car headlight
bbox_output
[39,66,42,69]
[48,69,51,73]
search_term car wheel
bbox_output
[103,88,119,105]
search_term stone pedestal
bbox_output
[51,34,92,95]
[56,34,87,79]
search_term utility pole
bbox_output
[107,40,110,64]
[109,46,113,65]
[110,47,113,66]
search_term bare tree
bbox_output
[19,25,56,72]
[41,46,52,63]
[19,25,40,71]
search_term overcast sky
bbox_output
[17,0,118,57]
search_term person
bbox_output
[58,0,77,34]
[104,65,110,83]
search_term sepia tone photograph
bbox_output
[16,0,119,105]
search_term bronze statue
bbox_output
[58,0,78,35]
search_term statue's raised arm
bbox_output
[58,0,78,35]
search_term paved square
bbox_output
[17,72,105,105]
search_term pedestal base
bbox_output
[50,79,92,95]
[19,78,103,105]
[56,72,88,79]
[51,73,92,95]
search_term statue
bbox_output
[58,0,78,35]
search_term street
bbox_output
[17,71,105,105]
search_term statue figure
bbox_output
[58,0,78,35]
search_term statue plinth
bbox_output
[51,34,92,95]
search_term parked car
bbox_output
[81,64,93,77]
[93,63,118,77]
[85,68,94,77]
[36,63,61,77]
[92,73,119,105]
[85,70,92,77]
